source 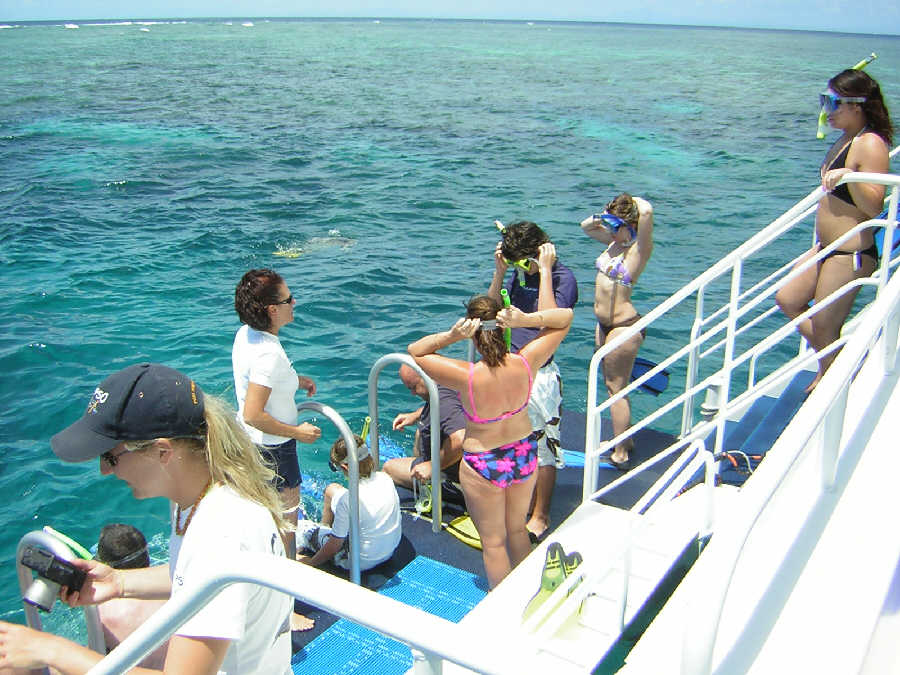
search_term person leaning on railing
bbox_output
[0,363,293,674]
[776,69,894,392]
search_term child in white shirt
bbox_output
[296,434,401,571]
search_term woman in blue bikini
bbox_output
[580,193,655,470]
[409,275,572,588]
[777,70,893,390]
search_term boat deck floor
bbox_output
[291,408,678,654]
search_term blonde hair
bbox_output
[126,394,289,533]
[331,434,375,478]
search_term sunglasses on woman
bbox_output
[819,90,866,113]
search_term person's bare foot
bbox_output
[805,370,824,394]
[291,612,315,632]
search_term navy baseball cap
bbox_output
[51,363,206,463]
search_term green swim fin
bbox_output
[522,542,567,622]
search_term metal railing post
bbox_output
[681,299,704,436]
[16,531,106,659]
[820,386,848,491]
[296,401,361,584]
[368,353,443,533]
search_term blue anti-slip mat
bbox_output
[291,556,486,674]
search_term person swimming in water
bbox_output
[776,69,893,391]
[580,193,655,470]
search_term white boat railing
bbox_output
[86,553,517,675]
[681,200,900,674]
[583,170,900,503]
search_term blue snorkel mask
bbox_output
[594,212,637,243]
[819,88,867,113]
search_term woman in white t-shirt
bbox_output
[297,434,401,572]
[0,363,293,674]
[232,268,321,564]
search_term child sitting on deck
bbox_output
[296,434,401,571]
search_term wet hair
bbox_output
[124,393,289,534]
[96,523,150,569]
[500,221,550,263]
[830,69,893,146]
[466,295,507,368]
[234,269,285,332]
[331,434,374,478]
[606,193,639,227]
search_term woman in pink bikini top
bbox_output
[408,294,572,588]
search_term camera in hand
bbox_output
[21,546,87,612]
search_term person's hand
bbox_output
[393,412,419,431]
[823,167,852,193]
[537,242,556,271]
[493,241,508,276]
[496,306,526,329]
[60,558,121,607]
[296,554,314,565]
[294,422,322,443]
[0,621,57,669]
[410,460,432,483]
[298,376,316,397]
[449,318,480,340]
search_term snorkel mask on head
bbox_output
[816,53,876,139]
[495,219,538,284]
[819,89,867,112]
[595,212,637,244]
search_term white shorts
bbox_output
[296,520,350,569]
[527,361,565,469]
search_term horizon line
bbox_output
[0,16,897,38]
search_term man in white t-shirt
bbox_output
[296,434,401,571]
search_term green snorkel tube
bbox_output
[817,53,877,139]
[43,525,93,560]
[360,416,371,445]
[500,288,512,351]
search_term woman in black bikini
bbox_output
[777,70,893,390]
[580,193,654,470]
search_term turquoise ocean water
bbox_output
[1,18,898,635]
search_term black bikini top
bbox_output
[823,131,866,209]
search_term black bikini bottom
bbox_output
[822,243,879,267]
[598,313,646,339]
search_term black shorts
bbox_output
[258,438,301,490]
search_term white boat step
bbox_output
[445,485,722,673]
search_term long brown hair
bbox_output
[467,295,507,368]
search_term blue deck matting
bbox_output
[291,556,487,674]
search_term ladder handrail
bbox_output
[295,401,363,584]
[16,530,106,660]
[368,353,445,533]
